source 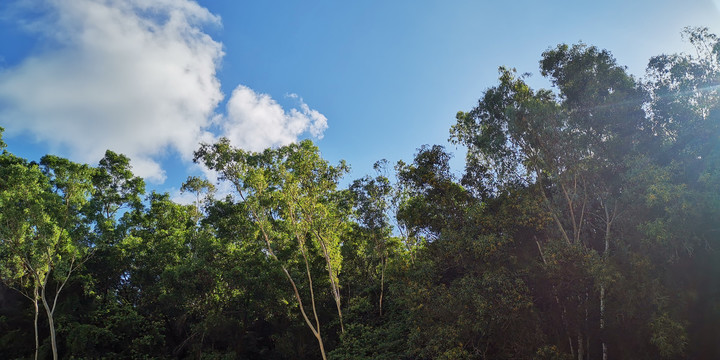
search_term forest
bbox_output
[2,27,720,359]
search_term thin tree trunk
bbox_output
[602,343,607,360]
[600,200,615,360]
[299,240,327,360]
[279,262,326,360]
[577,332,584,360]
[33,287,39,360]
[264,231,326,359]
[240,188,329,359]
[314,231,344,333]
[41,285,58,360]
[12,253,44,360]
[586,333,590,360]
[537,238,575,358]
[297,197,345,334]
[540,186,572,245]
[585,292,589,360]
[40,254,76,360]
[379,254,385,317]
[601,285,607,360]
[316,333,328,360]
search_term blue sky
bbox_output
[1,0,719,199]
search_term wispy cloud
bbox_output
[0,0,328,183]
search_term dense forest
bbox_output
[2,27,720,359]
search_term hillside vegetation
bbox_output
[2,28,720,359]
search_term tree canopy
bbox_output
[2,27,720,359]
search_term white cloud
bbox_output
[0,0,328,183]
[0,0,223,182]
[222,85,328,152]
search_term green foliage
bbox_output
[0,126,6,149]
[2,28,720,360]
[535,345,572,360]
[650,313,688,358]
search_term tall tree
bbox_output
[349,162,396,317]
[196,139,349,360]
[640,26,720,358]
[0,149,92,360]
[451,43,648,359]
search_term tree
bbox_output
[389,146,543,359]
[639,26,720,358]
[86,150,145,243]
[0,152,49,360]
[451,44,648,359]
[181,175,216,223]
[195,139,349,360]
[349,162,395,317]
[0,149,92,360]
[84,150,146,305]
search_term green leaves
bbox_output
[0,126,6,150]
[196,139,351,357]
[650,312,688,358]
[3,30,720,359]
[0,154,58,282]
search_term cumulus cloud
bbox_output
[222,86,328,152]
[0,0,222,182]
[0,0,328,183]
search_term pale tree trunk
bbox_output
[277,261,327,360]
[314,231,344,333]
[299,198,345,334]
[298,238,328,360]
[577,332,584,360]
[241,188,330,359]
[21,262,45,360]
[585,292,590,360]
[600,294,607,358]
[599,199,616,360]
[379,253,386,317]
[559,176,588,245]
[40,272,58,360]
[316,333,328,360]
[39,255,78,360]
[33,286,39,360]
[43,301,57,360]
[253,212,328,360]
[587,334,590,360]
[10,253,44,360]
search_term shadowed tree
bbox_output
[451,43,648,359]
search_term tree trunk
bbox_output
[312,230,344,333]
[600,200,615,360]
[41,293,58,360]
[601,285,607,360]
[585,292,590,360]
[279,262,327,360]
[299,241,327,360]
[537,238,575,359]
[379,254,385,317]
[316,332,328,360]
[254,209,328,360]
[33,287,39,360]
[586,334,590,360]
[577,332,584,360]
